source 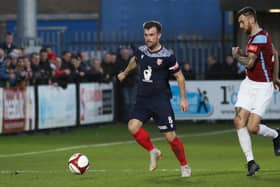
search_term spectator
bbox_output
[86,57,104,82]
[0,48,5,63]
[101,52,116,82]
[205,55,221,80]
[222,55,239,80]
[78,51,90,67]
[61,50,74,82]
[52,57,71,89]
[0,32,17,54]
[182,63,195,80]
[115,47,138,122]
[71,55,87,83]
[39,48,52,84]
[31,52,50,85]
[46,46,57,61]
[0,58,16,87]
[9,52,18,70]
[14,57,30,88]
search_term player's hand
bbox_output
[117,72,127,82]
[232,47,240,59]
[180,98,188,112]
[273,79,280,90]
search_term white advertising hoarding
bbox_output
[170,81,280,120]
[38,84,77,129]
[80,83,113,125]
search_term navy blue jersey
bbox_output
[134,45,180,98]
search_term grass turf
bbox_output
[0,122,279,187]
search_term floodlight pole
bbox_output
[16,0,40,49]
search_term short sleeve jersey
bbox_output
[246,29,273,82]
[134,45,180,98]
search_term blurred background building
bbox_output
[0,0,278,79]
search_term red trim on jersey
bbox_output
[247,44,258,54]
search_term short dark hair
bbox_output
[237,6,257,20]
[5,32,13,36]
[143,20,162,33]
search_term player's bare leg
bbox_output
[128,119,162,171]
[164,131,191,177]
[247,113,280,155]
[234,107,259,176]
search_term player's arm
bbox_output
[272,46,280,89]
[232,47,257,68]
[117,56,137,82]
[173,70,188,112]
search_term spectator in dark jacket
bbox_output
[222,55,239,80]
[52,57,71,89]
[0,32,17,54]
[182,63,195,80]
[205,55,221,80]
[115,47,137,122]
[86,58,104,82]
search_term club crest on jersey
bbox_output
[156,58,163,66]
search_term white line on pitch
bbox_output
[1,168,279,175]
[0,129,234,158]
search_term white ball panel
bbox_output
[77,155,89,168]
[68,163,81,174]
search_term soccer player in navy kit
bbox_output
[118,20,191,177]
[232,7,280,176]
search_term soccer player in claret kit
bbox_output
[232,7,280,176]
[118,20,191,177]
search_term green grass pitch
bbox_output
[0,122,279,187]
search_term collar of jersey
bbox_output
[250,28,263,37]
[147,45,163,54]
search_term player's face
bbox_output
[238,15,252,35]
[144,27,161,50]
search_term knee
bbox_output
[247,125,259,134]
[233,117,244,129]
[164,131,177,142]
[128,120,140,134]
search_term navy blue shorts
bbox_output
[130,96,176,132]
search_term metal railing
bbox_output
[17,31,233,79]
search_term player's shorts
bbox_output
[130,96,176,132]
[235,77,274,117]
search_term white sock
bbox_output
[237,127,254,162]
[257,124,278,139]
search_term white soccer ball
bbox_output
[68,153,89,175]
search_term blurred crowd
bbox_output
[0,32,138,90]
[4,31,275,122]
